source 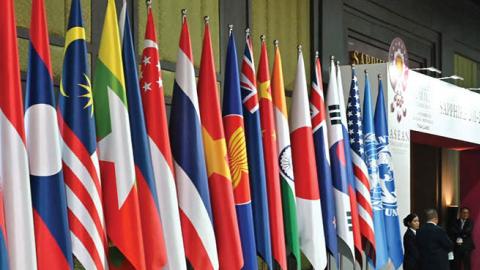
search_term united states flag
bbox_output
[346,68,376,265]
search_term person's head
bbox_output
[403,213,420,230]
[460,207,470,220]
[425,208,439,224]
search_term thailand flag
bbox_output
[347,69,376,265]
[25,0,73,269]
[169,13,218,270]
[310,52,338,263]
[325,57,355,261]
[0,1,37,268]
[240,30,272,268]
[119,2,167,269]
[363,72,388,269]
[374,76,404,269]
[223,30,258,270]
[139,5,186,270]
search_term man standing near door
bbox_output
[450,207,475,270]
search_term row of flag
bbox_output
[0,0,404,269]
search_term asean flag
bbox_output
[222,29,257,270]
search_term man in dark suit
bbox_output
[416,208,454,270]
[450,207,475,270]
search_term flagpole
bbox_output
[181,8,187,22]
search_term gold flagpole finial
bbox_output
[204,16,210,24]
[273,40,279,47]
[297,44,302,53]
[228,24,233,35]
[260,35,266,42]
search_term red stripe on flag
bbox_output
[29,0,52,77]
[179,19,193,62]
[353,165,370,190]
[179,211,215,270]
[135,166,167,269]
[33,211,71,270]
[348,186,363,264]
[63,165,105,241]
[0,0,26,143]
[57,112,102,196]
[68,210,105,270]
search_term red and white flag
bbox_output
[139,6,186,270]
[289,48,327,269]
[0,0,37,269]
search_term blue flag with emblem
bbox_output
[223,31,258,270]
[374,76,404,269]
[363,72,388,269]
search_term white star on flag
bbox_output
[142,56,151,66]
[143,82,152,92]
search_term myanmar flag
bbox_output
[92,0,146,269]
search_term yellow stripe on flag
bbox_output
[64,27,86,53]
[98,0,125,90]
